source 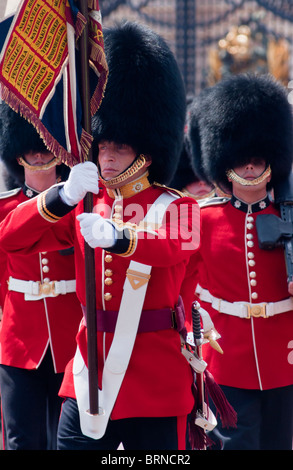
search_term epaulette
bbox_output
[200,196,231,208]
[0,187,21,200]
[153,182,186,198]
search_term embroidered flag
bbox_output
[0,0,108,167]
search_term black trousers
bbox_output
[208,384,293,450]
[57,397,188,450]
[0,349,63,450]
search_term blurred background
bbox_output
[100,0,293,95]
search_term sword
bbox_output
[187,302,236,449]
[192,301,205,417]
[191,302,217,441]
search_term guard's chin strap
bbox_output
[17,156,61,171]
[98,154,147,188]
[226,165,271,186]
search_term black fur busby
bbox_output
[171,94,212,190]
[170,140,198,191]
[186,91,212,185]
[91,21,186,185]
[0,102,69,188]
[200,73,293,192]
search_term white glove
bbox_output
[77,213,116,249]
[60,162,99,206]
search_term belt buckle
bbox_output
[246,303,267,318]
[38,281,58,297]
[171,309,176,329]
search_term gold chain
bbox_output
[17,156,61,171]
[226,165,271,186]
[99,154,146,188]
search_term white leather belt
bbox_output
[196,285,293,318]
[8,276,76,300]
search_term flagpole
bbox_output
[77,0,99,415]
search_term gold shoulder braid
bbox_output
[153,182,185,198]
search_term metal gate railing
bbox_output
[100,0,293,95]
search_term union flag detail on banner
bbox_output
[0,0,108,167]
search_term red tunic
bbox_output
[0,187,83,373]
[0,180,200,419]
[190,195,293,390]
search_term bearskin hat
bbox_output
[91,21,186,185]
[186,91,212,185]
[200,73,293,192]
[0,102,69,188]
[171,93,212,190]
[170,140,198,191]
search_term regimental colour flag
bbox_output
[0,0,108,167]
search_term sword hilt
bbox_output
[192,301,202,347]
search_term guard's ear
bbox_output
[144,155,152,168]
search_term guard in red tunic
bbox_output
[0,22,201,450]
[190,74,293,449]
[0,106,83,449]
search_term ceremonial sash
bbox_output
[73,191,179,439]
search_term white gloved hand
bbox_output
[77,213,116,249]
[60,162,99,206]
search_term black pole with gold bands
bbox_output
[76,0,99,416]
